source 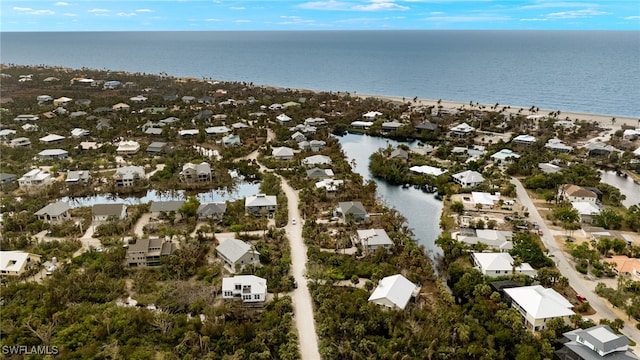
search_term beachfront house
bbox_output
[93,203,128,222]
[222,275,267,303]
[451,170,484,188]
[114,166,145,187]
[356,228,394,253]
[34,201,71,224]
[216,238,261,273]
[368,274,418,310]
[504,285,575,332]
[245,194,277,216]
[0,251,42,276]
[472,252,536,277]
[126,238,175,267]
[334,201,368,222]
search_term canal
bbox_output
[600,170,640,208]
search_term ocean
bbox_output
[1,30,639,117]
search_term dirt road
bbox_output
[511,178,640,342]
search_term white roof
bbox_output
[357,229,393,247]
[272,147,294,157]
[222,275,266,293]
[38,149,68,156]
[363,111,383,119]
[21,168,50,180]
[0,251,32,273]
[451,123,475,133]
[205,126,232,134]
[634,147,640,157]
[216,239,256,263]
[276,114,292,122]
[315,178,343,191]
[504,285,574,319]
[491,149,520,160]
[245,194,277,207]
[179,129,199,136]
[512,134,536,143]
[452,170,484,185]
[571,201,601,216]
[0,129,16,137]
[471,192,500,206]
[302,155,332,165]
[473,252,535,274]
[117,140,140,151]
[351,121,374,127]
[39,134,65,142]
[368,274,417,310]
[409,165,447,176]
[71,128,89,137]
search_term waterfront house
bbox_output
[306,167,334,179]
[309,140,326,152]
[10,137,31,148]
[272,147,295,160]
[149,201,185,216]
[456,229,514,252]
[351,121,374,130]
[222,275,267,303]
[556,325,637,360]
[66,170,90,185]
[415,121,437,133]
[216,238,261,272]
[472,252,536,277]
[180,162,213,183]
[126,238,175,267]
[335,201,368,222]
[147,142,168,155]
[451,170,484,188]
[504,285,574,332]
[18,169,53,190]
[315,178,344,192]
[302,155,332,166]
[368,274,418,310]
[35,201,71,224]
[222,134,242,147]
[197,202,227,221]
[560,184,598,203]
[381,121,403,132]
[450,123,475,137]
[0,251,41,276]
[38,149,69,160]
[93,203,128,221]
[245,194,277,216]
[409,165,447,176]
[116,140,140,155]
[114,166,145,187]
[356,229,393,253]
[585,142,619,157]
[389,148,409,161]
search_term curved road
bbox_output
[511,178,640,342]
[280,177,322,359]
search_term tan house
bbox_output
[504,285,575,332]
[560,184,598,203]
[0,251,41,276]
[179,162,213,183]
[126,238,175,267]
[604,255,640,281]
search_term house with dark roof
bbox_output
[306,167,334,179]
[147,142,169,155]
[66,170,90,185]
[556,325,638,360]
[93,203,128,221]
[0,173,17,184]
[126,238,175,267]
[335,201,368,222]
[216,238,260,272]
[197,202,227,221]
[149,200,185,215]
[415,122,437,132]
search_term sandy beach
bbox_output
[356,94,640,132]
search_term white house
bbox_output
[216,238,260,272]
[362,111,383,120]
[180,162,213,183]
[572,202,601,224]
[39,134,66,144]
[471,192,501,207]
[368,274,418,310]
[66,170,90,185]
[34,201,71,224]
[272,146,295,160]
[302,155,332,166]
[457,229,514,252]
[276,113,292,125]
[471,252,536,277]
[450,123,475,137]
[38,149,69,160]
[451,170,484,188]
[560,184,598,203]
[545,138,573,153]
[18,169,53,190]
[557,325,637,360]
[116,140,140,155]
[245,194,277,216]
[0,251,41,276]
[491,149,520,163]
[356,229,394,253]
[92,203,128,221]
[512,134,536,146]
[504,285,575,332]
[114,166,145,187]
[10,137,31,148]
[222,275,267,303]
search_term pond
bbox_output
[336,133,443,257]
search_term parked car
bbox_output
[291,218,296,225]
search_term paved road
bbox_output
[280,177,321,359]
[511,178,640,342]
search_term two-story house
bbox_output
[180,162,213,183]
[222,275,267,303]
[114,166,145,187]
[216,238,261,272]
[126,238,175,267]
[245,194,277,216]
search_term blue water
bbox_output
[1,30,639,117]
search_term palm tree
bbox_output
[511,255,523,278]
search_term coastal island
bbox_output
[1,65,639,359]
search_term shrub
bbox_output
[576,263,588,274]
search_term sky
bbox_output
[1,0,639,31]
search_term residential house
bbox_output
[22,123,39,132]
[283,101,301,109]
[216,238,261,272]
[0,129,17,140]
[71,128,90,138]
[298,141,310,151]
[491,149,520,163]
[409,165,447,176]
[103,80,121,89]
[181,96,196,103]
[538,162,562,174]
[604,256,640,281]
[622,129,640,140]
[147,142,168,155]
[222,275,267,303]
[197,202,227,221]
[389,148,409,161]
[272,147,295,160]
[472,252,536,277]
[150,200,185,216]
[276,114,292,125]
[545,138,573,153]
[66,170,90,185]
[504,285,575,332]
[18,169,53,190]
[13,114,39,122]
[160,116,180,125]
[10,137,31,148]
[70,111,88,119]
[232,122,249,130]
[381,121,403,132]
[114,166,145,187]
[306,167,334,179]
[93,203,128,221]
[351,121,374,130]
[457,229,514,251]
[36,95,53,103]
[309,140,326,152]
[144,127,163,136]
[560,184,598,203]
[356,228,394,253]
[0,173,17,184]
[180,162,213,183]
[315,178,344,192]
[291,131,307,142]
[0,251,41,276]
[126,238,175,267]
[302,155,332,166]
[35,201,71,223]
[304,117,327,127]
[368,274,418,310]
[112,103,130,111]
[179,129,199,138]
[450,123,475,137]
[335,201,368,222]
[451,170,484,188]
[268,103,283,110]
[205,126,232,136]
[585,142,618,157]
[556,325,638,360]
[38,149,69,160]
[572,202,601,224]
[222,134,242,147]
[80,141,101,150]
[415,121,437,133]
[362,111,383,120]
[116,140,140,155]
[471,192,501,207]
[512,134,536,146]
[245,194,277,216]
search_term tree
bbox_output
[593,208,623,230]
[450,201,464,215]
[179,196,200,218]
[510,233,554,268]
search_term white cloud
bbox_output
[234,19,251,23]
[300,0,408,11]
[88,8,110,13]
[426,15,510,22]
[299,1,350,11]
[13,7,34,11]
[136,9,153,13]
[55,2,70,6]
[205,18,222,21]
[230,6,245,10]
[63,13,77,16]
[429,11,444,15]
[520,1,598,10]
[546,9,608,19]
[117,12,137,17]
[13,7,54,15]
[624,15,640,20]
[354,1,409,11]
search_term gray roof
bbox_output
[564,325,631,356]
[197,202,227,217]
[35,201,70,217]
[245,194,277,207]
[93,203,126,217]
[150,200,185,213]
[0,173,17,182]
[147,142,167,152]
[66,170,90,182]
[128,238,175,256]
[357,229,393,247]
[144,127,163,135]
[216,239,258,263]
[338,201,366,216]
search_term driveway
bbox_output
[280,177,322,359]
[511,178,640,342]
